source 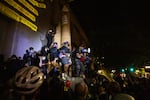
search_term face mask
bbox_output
[45,48,48,51]
[42,56,46,60]
[30,50,34,53]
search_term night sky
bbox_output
[69,0,150,67]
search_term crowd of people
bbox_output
[0,39,93,100]
[0,32,150,100]
[0,44,150,100]
[21,41,92,79]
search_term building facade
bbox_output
[0,0,88,59]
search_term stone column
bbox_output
[54,22,61,48]
[61,4,71,48]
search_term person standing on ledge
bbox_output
[46,27,55,48]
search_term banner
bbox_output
[0,0,46,31]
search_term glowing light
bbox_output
[145,66,150,69]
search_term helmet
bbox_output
[62,41,69,47]
[14,66,44,94]
[113,93,135,100]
